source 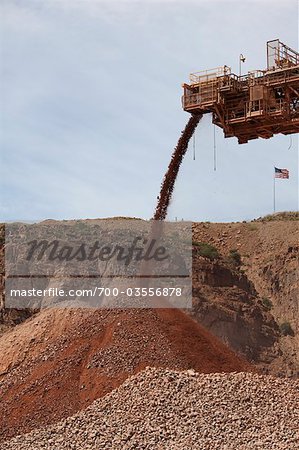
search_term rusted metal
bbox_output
[153,114,202,221]
[182,40,299,144]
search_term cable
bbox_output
[213,124,217,171]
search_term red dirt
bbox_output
[0,307,252,441]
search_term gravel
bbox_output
[2,367,298,450]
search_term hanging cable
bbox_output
[213,124,217,171]
[193,130,196,160]
[288,135,292,150]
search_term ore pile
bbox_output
[3,367,298,450]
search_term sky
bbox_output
[1,0,298,222]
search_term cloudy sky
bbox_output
[1,0,298,222]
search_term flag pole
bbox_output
[273,170,276,213]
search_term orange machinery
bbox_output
[182,40,299,144]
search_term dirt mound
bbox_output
[2,367,298,450]
[0,307,251,441]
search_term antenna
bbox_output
[239,53,246,76]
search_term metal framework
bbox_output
[182,40,299,144]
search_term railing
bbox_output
[182,93,201,108]
[225,105,246,122]
[225,99,287,123]
[183,92,215,108]
[189,66,231,84]
[244,99,287,118]
[267,39,299,70]
[265,66,299,85]
[245,99,265,117]
[247,70,266,85]
[183,79,219,108]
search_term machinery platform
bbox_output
[182,40,299,144]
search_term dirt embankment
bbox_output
[192,218,299,377]
[191,254,280,370]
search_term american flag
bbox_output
[274,167,289,179]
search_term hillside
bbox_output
[192,216,298,377]
[0,215,298,443]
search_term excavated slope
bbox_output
[192,218,299,376]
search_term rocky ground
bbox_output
[0,215,298,448]
[0,307,250,442]
[2,367,298,450]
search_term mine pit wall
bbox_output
[245,243,299,377]
[191,254,280,368]
[0,226,34,335]
[192,220,299,378]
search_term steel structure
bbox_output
[182,40,299,144]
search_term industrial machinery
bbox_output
[182,40,299,144]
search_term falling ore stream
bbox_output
[153,113,203,221]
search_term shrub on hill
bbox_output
[228,249,242,267]
[193,241,219,261]
[255,212,299,222]
[262,297,273,310]
[280,322,295,337]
